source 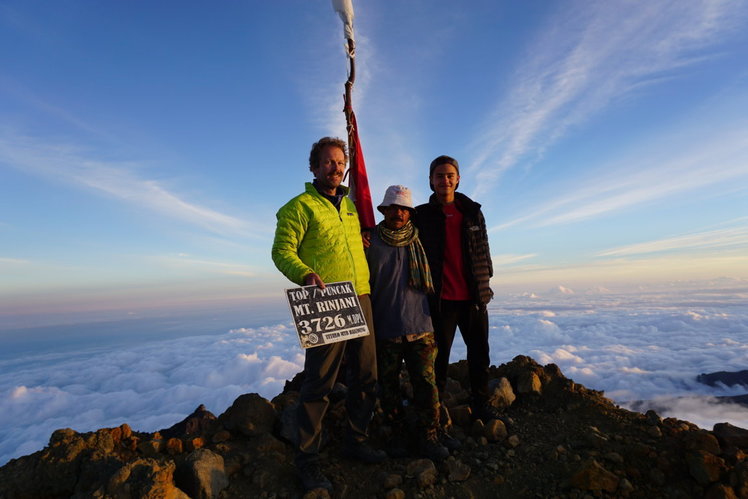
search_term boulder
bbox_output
[687,450,727,486]
[714,422,748,450]
[569,459,619,492]
[107,458,189,499]
[174,448,229,499]
[487,377,516,410]
[218,393,277,437]
[161,404,217,439]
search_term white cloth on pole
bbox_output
[331,0,355,41]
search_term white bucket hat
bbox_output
[377,185,414,213]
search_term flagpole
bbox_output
[332,0,376,230]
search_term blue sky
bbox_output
[2,0,747,328]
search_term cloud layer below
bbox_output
[2,284,747,466]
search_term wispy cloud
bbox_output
[469,0,747,196]
[490,126,748,231]
[0,134,267,239]
[492,253,537,267]
[153,254,257,278]
[598,222,748,258]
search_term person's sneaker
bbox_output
[419,433,449,461]
[341,441,387,463]
[296,459,332,492]
[438,427,462,452]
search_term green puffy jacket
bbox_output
[272,183,371,296]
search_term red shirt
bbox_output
[441,203,470,300]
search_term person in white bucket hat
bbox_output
[366,185,451,461]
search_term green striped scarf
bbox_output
[377,220,435,294]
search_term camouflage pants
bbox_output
[377,333,440,433]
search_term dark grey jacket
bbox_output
[415,192,494,307]
[366,229,434,340]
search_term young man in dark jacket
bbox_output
[415,155,495,422]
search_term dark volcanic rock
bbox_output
[697,370,748,388]
[160,404,217,439]
[2,355,748,498]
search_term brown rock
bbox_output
[445,457,471,482]
[211,430,231,443]
[251,433,286,453]
[385,488,406,499]
[449,404,473,427]
[507,434,521,448]
[174,448,229,499]
[483,418,508,442]
[119,423,132,440]
[381,472,403,489]
[185,437,205,451]
[487,377,516,410]
[138,438,165,455]
[732,461,748,498]
[683,430,721,454]
[517,371,542,395]
[219,393,277,437]
[714,422,748,450]
[687,450,727,486]
[407,458,438,486]
[166,438,184,455]
[569,459,619,492]
[417,468,437,488]
[123,436,139,452]
[443,377,470,407]
[161,404,218,439]
[107,458,189,499]
[705,483,738,499]
[647,425,663,438]
[406,458,436,477]
[302,488,331,499]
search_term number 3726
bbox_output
[298,314,346,334]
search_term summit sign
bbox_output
[285,281,370,349]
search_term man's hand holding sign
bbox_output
[285,281,370,349]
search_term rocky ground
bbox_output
[1,355,747,499]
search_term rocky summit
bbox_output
[2,355,747,498]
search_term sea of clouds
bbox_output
[1,284,747,466]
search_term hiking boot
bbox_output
[438,427,462,452]
[296,458,332,492]
[419,433,449,461]
[341,441,387,463]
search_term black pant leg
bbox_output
[430,298,460,393]
[457,303,490,406]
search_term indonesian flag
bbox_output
[332,0,375,229]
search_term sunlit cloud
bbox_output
[493,252,748,290]
[0,134,267,239]
[469,0,747,195]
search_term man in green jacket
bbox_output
[272,137,385,493]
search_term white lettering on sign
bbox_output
[284,281,370,349]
